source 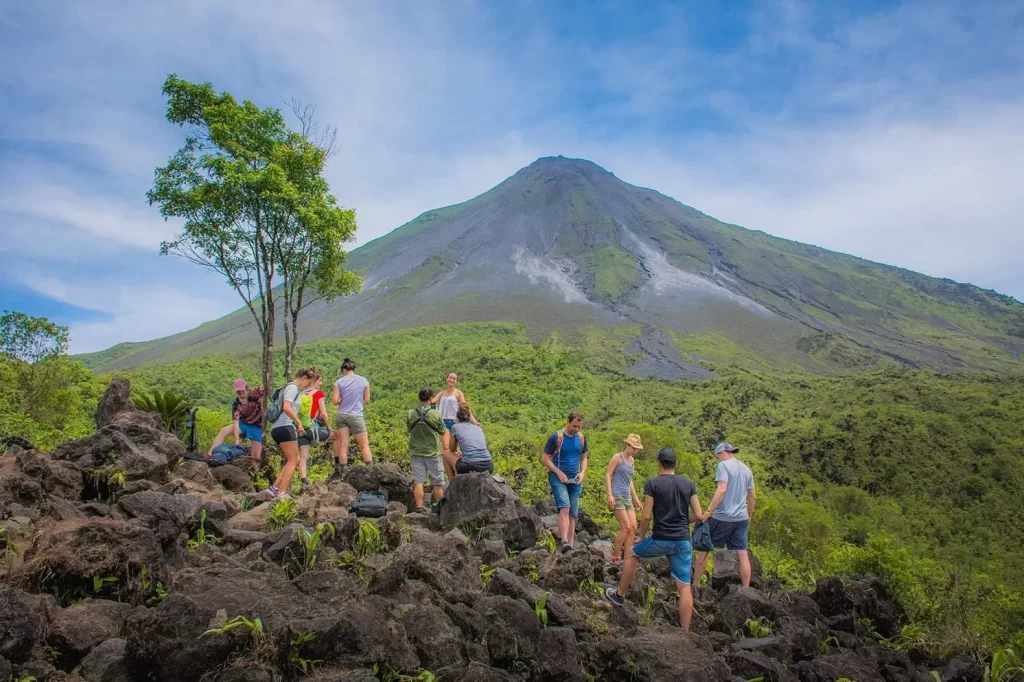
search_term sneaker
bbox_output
[558,540,573,554]
[410,507,425,514]
[610,554,622,564]
[604,587,626,606]
[267,485,279,497]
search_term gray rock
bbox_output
[440,473,520,528]
[47,599,132,671]
[0,584,43,663]
[78,638,131,682]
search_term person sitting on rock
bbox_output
[207,378,264,463]
[408,386,447,513]
[445,404,494,476]
[605,447,704,631]
[267,367,317,499]
[693,441,756,588]
[541,411,588,552]
[605,433,644,563]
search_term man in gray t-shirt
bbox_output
[693,441,756,587]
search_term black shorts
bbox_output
[455,459,494,475]
[271,425,298,444]
[708,517,749,551]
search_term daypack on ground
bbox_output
[349,491,387,518]
[209,444,247,467]
[264,383,294,424]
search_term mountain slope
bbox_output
[80,156,1024,375]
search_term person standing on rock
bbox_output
[296,371,329,491]
[207,379,264,463]
[430,371,479,453]
[542,412,588,552]
[331,358,373,476]
[605,434,645,563]
[605,447,704,631]
[267,367,317,498]
[445,404,494,476]
[693,442,756,588]
[408,386,447,513]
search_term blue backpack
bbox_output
[209,444,247,467]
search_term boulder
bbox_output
[47,599,132,671]
[726,650,798,682]
[118,491,204,554]
[534,627,584,681]
[712,586,779,634]
[436,661,519,681]
[95,377,135,428]
[711,549,763,589]
[212,464,256,493]
[474,595,542,668]
[731,636,788,660]
[0,584,44,663]
[538,549,604,593]
[793,652,885,682]
[844,577,903,639]
[18,517,165,603]
[502,504,542,552]
[397,602,466,670]
[175,460,219,489]
[813,577,853,617]
[589,539,614,563]
[940,655,984,682]
[440,473,520,528]
[341,463,415,509]
[0,448,82,510]
[591,628,732,681]
[78,638,131,682]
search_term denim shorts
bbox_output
[238,422,263,443]
[548,472,582,518]
[443,418,456,432]
[632,537,693,584]
[708,517,750,551]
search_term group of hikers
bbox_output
[210,362,755,632]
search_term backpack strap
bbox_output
[553,429,564,470]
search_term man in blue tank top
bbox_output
[542,411,588,552]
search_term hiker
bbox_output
[605,434,644,563]
[605,447,704,631]
[430,371,479,452]
[297,371,330,490]
[445,404,494,475]
[208,379,264,463]
[693,441,756,587]
[408,386,446,513]
[267,367,318,498]
[541,411,588,551]
[331,358,372,475]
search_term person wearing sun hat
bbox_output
[605,433,645,563]
[207,378,265,463]
[693,441,756,587]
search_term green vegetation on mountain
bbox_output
[580,244,643,302]
[81,321,1020,652]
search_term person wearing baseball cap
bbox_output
[693,441,756,587]
[207,378,265,463]
[605,446,706,632]
[605,434,645,563]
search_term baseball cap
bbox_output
[656,447,677,466]
[623,434,644,450]
[232,378,247,392]
[714,442,739,455]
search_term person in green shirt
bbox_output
[408,386,447,513]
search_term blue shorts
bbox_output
[548,472,582,518]
[632,537,693,584]
[238,422,263,443]
[708,517,749,551]
[443,419,456,432]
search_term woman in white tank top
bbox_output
[430,371,478,454]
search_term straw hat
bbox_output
[623,434,644,450]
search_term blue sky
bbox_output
[1,1,1022,352]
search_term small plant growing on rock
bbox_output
[288,628,323,675]
[92,575,118,595]
[745,616,774,638]
[0,527,19,557]
[266,497,298,532]
[187,509,222,552]
[585,612,608,635]
[577,577,604,598]
[355,519,386,558]
[987,647,1024,682]
[637,585,658,627]
[202,614,275,661]
[297,522,335,571]
[534,591,550,628]
[537,530,557,554]
[480,563,497,588]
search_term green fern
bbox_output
[266,497,298,532]
[534,591,550,628]
[133,389,194,436]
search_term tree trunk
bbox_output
[260,308,275,469]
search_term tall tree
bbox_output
[0,310,69,363]
[147,75,360,397]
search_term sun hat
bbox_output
[232,378,247,392]
[623,434,644,450]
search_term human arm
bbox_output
[363,385,370,405]
[689,494,705,523]
[637,494,654,538]
[283,402,304,435]
[630,480,643,512]
[746,487,756,521]
[430,411,446,436]
[577,450,589,484]
[541,434,569,483]
[331,384,340,406]
[605,455,620,508]
[701,480,729,522]
[316,395,328,424]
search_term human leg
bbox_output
[665,541,694,630]
[442,450,459,479]
[333,426,351,465]
[548,472,572,543]
[208,424,234,455]
[678,583,694,631]
[353,431,372,463]
[427,456,446,503]
[725,521,752,587]
[298,443,310,484]
[269,427,299,495]
[693,552,710,586]
[411,457,427,510]
[738,551,752,587]
[567,482,582,546]
[623,508,639,560]
[250,440,263,463]
[612,508,632,560]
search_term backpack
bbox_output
[349,491,388,518]
[265,383,295,424]
[692,520,714,553]
[209,444,247,467]
[408,405,433,432]
[551,429,586,470]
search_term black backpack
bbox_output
[408,405,433,432]
[350,491,387,518]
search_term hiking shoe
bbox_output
[266,485,280,497]
[604,588,626,606]
[410,507,425,514]
[558,540,573,554]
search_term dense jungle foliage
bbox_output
[5,322,1024,653]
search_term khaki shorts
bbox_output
[334,413,366,435]
[411,455,445,486]
[614,495,634,511]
